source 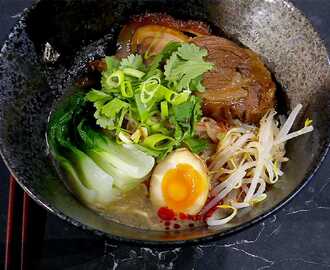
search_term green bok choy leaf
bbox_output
[47,92,154,209]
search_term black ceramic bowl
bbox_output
[0,0,329,245]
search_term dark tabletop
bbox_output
[1,0,330,269]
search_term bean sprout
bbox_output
[204,104,313,226]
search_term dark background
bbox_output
[1,0,330,269]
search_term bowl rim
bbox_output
[1,0,330,246]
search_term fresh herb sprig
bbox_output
[85,42,214,158]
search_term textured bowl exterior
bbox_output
[0,0,329,244]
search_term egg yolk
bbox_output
[162,163,206,213]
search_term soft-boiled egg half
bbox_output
[150,148,209,215]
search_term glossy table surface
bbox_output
[1,0,330,269]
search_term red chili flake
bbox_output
[165,221,171,226]
[189,223,194,228]
[179,213,187,220]
[174,224,181,229]
[191,215,203,221]
[158,207,176,221]
[165,227,170,230]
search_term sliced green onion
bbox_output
[106,70,124,89]
[150,123,161,131]
[160,101,168,120]
[117,108,129,133]
[140,76,161,104]
[171,91,190,105]
[160,87,176,103]
[150,123,170,135]
[145,117,169,135]
[101,98,129,118]
[120,80,133,98]
[133,144,162,157]
[145,118,156,128]
[148,110,161,118]
[85,89,111,102]
[123,68,145,79]
[134,94,149,122]
[140,86,158,104]
[142,134,175,151]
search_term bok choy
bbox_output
[47,92,155,209]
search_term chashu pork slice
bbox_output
[192,35,276,124]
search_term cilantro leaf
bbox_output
[164,43,213,92]
[94,108,115,130]
[92,98,129,131]
[148,42,181,70]
[101,98,129,119]
[172,97,195,124]
[183,136,209,153]
[192,96,203,126]
[176,61,213,91]
[171,95,202,141]
[190,75,205,92]
[177,43,208,61]
[163,53,184,84]
[172,96,202,125]
[120,54,144,70]
[105,56,120,72]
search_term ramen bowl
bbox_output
[0,0,329,244]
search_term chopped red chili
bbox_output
[179,213,187,220]
[157,207,176,220]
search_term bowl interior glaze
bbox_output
[0,0,329,244]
